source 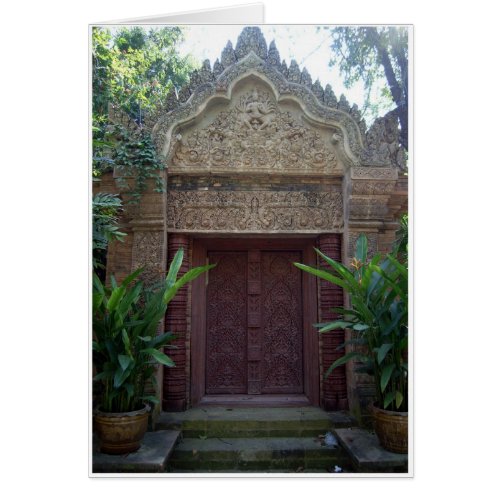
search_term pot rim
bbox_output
[369,401,408,417]
[94,403,150,418]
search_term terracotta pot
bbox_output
[370,402,408,454]
[94,405,150,455]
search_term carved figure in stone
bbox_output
[366,112,406,169]
[170,87,339,174]
[237,88,276,131]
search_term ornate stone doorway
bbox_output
[190,237,319,407]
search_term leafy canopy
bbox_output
[329,27,408,150]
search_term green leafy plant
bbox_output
[92,248,215,413]
[92,192,127,270]
[294,234,408,412]
[111,125,165,204]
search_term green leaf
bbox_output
[106,285,126,312]
[141,395,159,405]
[383,391,395,409]
[324,352,366,379]
[380,363,395,393]
[395,391,404,409]
[376,343,393,365]
[141,348,175,367]
[294,263,353,292]
[118,354,133,371]
[317,321,355,333]
[352,323,370,331]
[354,234,368,262]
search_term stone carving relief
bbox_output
[131,231,163,285]
[166,189,343,232]
[351,167,398,180]
[170,88,339,174]
[351,180,396,195]
[366,112,406,170]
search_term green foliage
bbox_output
[392,213,409,262]
[92,193,126,270]
[329,27,408,149]
[294,234,408,412]
[91,26,196,199]
[92,248,215,413]
[111,125,165,204]
[92,26,194,125]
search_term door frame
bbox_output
[190,236,319,407]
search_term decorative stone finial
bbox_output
[235,26,268,60]
[300,68,312,88]
[324,84,338,108]
[213,58,223,78]
[338,94,351,112]
[267,40,281,67]
[312,79,324,101]
[221,40,236,68]
[280,60,288,78]
[199,59,213,83]
[288,60,301,83]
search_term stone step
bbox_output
[156,406,355,438]
[93,430,181,474]
[168,436,352,472]
[333,428,408,473]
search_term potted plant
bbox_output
[92,247,214,454]
[294,234,408,453]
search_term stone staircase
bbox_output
[155,406,357,472]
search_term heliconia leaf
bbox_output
[395,391,404,409]
[383,391,395,409]
[353,323,370,331]
[118,354,133,371]
[318,321,355,333]
[120,267,144,288]
[377,343,393,364]
[164,248,184,290]
[294,263,353,292]
[163,264,215,305]
[354,234,368,263]
[141,348,175,367]
[106,285,126,312]
[380,363,395,393]
[324,352,366,379]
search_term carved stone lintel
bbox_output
[166,189,343,233]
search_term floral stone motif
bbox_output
[166,189,343,233]
[170,88,338,175]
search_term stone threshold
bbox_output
[92,430,180,473]
[333,428,408,473]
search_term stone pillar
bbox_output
[317,234,348,411]
[163,233,190,411]
[344,166,406,419]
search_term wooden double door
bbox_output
[191,238,319,406]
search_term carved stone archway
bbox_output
[102,26,407,416]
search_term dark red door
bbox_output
[205,250,303,395]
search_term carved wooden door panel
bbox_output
[261,251,303,393]
[206,252,248,394]
[205,249,303,395]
